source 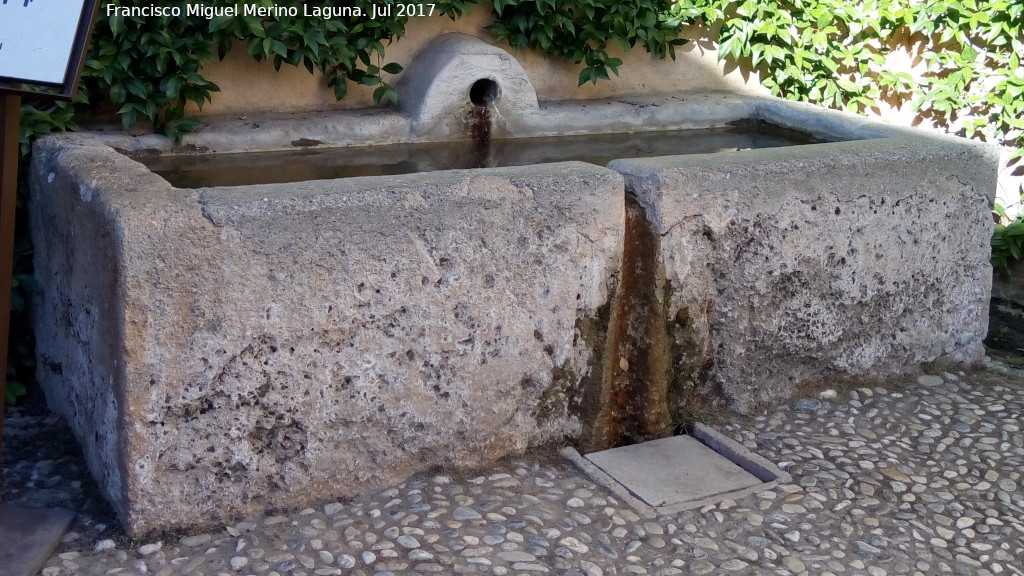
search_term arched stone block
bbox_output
[398,33,539,139]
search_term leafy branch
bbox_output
[486,0,687,85]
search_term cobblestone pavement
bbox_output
[5,360,1024,576]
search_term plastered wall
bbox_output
[187,6,766,117]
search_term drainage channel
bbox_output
[572,196,791,516]
[582,195,672,452]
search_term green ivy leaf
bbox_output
[333,78,349,100]
[109,83,127,104]
[373,84,399,106]
[5,381,26,405]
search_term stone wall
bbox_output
[29,93,999,533]
[30,135,623,533]
[611,119,997,414]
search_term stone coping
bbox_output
[63,91,949,158]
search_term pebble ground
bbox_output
[5,360,1024,576]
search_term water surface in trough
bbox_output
[143,121,827,188]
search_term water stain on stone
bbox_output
[581,196,674,452]
[465,104,493,169]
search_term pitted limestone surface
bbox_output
[27,92,998,536]
[611,137,997,414]
[397,33,539,139]
[29,140,624,534]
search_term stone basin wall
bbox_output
[28,94,999,534]
[611,118,997,415]
[29,136,624,533]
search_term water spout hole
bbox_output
[469,78,499,107]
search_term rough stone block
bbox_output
[610,135,997,414]
[29,135,623,533]
[26,92,1000,533]
[397,33,539,138]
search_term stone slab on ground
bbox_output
[585,435,763,508]
[0,504,74,576]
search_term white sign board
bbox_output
[0,0,88,86]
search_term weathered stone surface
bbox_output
[26,91,999,535]
[611,130,997,414]
[397,34,539,139]
[29,136,623,533]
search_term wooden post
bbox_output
[0,4,98,573]
[0,91,20,484]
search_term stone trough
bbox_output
[28,34,997,533]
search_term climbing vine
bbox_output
[666,0,1024,271]
[666,0,1022,152]
[993,198,1024,275]
[486,0,686,85]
